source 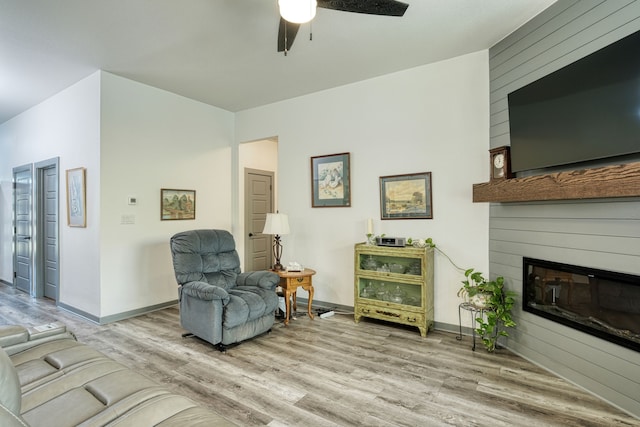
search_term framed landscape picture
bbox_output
[311,152,351,207]
[161,189,196,220]
[380,172,433,219]
[66,167,87,227]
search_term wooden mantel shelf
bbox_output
[473,161,640,203]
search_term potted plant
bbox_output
[405,237,517,352]
[458,268,516,352]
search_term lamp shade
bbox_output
[262,213,290,235]
[278,0,317,24]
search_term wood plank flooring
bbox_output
[1,283,638,427]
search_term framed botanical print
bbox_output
[311,152,351,207]
[380,172,433,219]
[66,167,86,227]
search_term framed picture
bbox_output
[66,167,87,227]
[380,172,433,220]
[311,152,351,207]
[161,189,196,220]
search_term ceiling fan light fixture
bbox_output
[278,0,317,24]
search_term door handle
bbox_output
[249,233,254,237]
[22,236,31,240]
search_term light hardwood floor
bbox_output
[1,283,638,427]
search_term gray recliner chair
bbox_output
[170,229,280,350]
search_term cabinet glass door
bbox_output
[357,278,422,307]
[358,253,421,276]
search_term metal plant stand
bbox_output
[456,302,487,351]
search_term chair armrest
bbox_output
[237,271,280,290]
[181,281,230,304]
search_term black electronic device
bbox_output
[508,29,640,174]
[376,237,406,247]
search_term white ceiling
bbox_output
[0,0,556,124]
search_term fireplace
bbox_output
[523,257,640,352]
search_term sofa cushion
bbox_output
[224,288,270,328]
[156,405,235,426]
[21,369,167,426]
[11,340,109,394]
[171,229,242,290]
[21,359,128,413]
[95,394,231,427]
[23,387,108,426]
[9,339,85,366]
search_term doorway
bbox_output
[13,164,33,294]
[12,158,60,300]
[35,158,60,300]
[244,168,274,271]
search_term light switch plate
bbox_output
[121,214,135,225]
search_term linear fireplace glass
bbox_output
[523,257,640,352]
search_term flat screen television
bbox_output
[508,29,640,174]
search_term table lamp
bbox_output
[262,212,290,271]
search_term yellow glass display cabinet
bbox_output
[354,243,434,337]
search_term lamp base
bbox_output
[272,235,285,272]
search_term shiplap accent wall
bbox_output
[489,0,640,418]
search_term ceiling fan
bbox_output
[277,0,409,54]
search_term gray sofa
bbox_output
[0,323,234,426]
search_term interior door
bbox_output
[13,164,33,294]
[36,159,59,300]
[245,169,274,271]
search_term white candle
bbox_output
[367,218,373,235]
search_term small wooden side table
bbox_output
[273,268,316,326]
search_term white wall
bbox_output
[1,52,490,329]
[0,72,102,315]
[99,72,235,318]
[0,71,235,321]
[236,51,491,328]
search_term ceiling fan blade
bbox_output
[277,18,300,52]
[317,0,409,16]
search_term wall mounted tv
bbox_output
[508,29,640,174]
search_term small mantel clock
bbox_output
[489,146,512,181]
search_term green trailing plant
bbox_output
[406,237,517,352]
[406,237,435,248]
[407,238,463,271]
[458,268,517,352]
